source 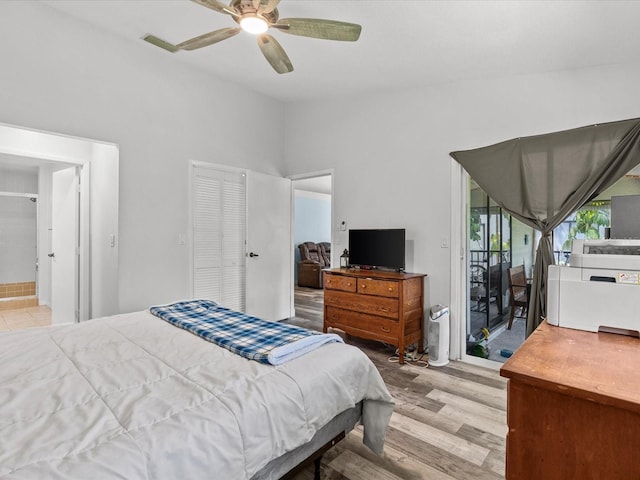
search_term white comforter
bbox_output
[0,310,394,479]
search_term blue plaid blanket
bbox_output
[149,299,343,365]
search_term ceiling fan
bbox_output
[143,0,362,74]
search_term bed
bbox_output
[0,306,394,479]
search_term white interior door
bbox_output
[51,167,79,325]
[246,171,292,321]
[192,166,246,311]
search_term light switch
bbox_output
[178,234,186,246]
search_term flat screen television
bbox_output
[348,228,406,271]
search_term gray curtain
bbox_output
[451,118,640,337]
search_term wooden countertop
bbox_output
[500,321,640,414]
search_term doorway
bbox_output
[0,123,119,327]
[0,160,81,330]
[465,178,535,364]
[290,172,333,327]
[451,165,533,369]
[453,163,640,368]
[0,189,43,330]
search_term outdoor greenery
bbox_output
[470,211,482,243]
[562,203,610,251]
[490,231,510,252]
[470,210,511,258]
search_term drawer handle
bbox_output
[381,326,391,333]
[378,307,390,313]
[347,282,352,286]
[388,287,393,291]
[361,284,366,289]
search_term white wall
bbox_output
[0,3,286,313]
[293,190,331,282]
[294,190,332,252]
[511,220,534,278]
[0,169,38,284]
[283,63,640,314]
[90,143,119,317]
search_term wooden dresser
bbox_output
[500,321,640,479]
[322,268,426,364]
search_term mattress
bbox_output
[0,309,394,479]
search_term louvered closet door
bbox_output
[192,166,246,311]
[221,175,246,310]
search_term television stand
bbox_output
[323,268,426,364]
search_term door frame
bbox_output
[451,161,501,370]
[288,169,334,318]
[0,121,119,322]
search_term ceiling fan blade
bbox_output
[142,34,179,53]
[275,18,362,41]
[191,0,238,17]
[177,27,241,51]
[253,0,280,14]
[257,34,293,74]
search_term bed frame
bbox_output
[251,403,362,480]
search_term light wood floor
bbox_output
[0,305,51,331]
[288,287,507,480]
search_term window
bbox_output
[552,201,610,264]
[552,173,640,262]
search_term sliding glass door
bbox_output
[466,180,511,356]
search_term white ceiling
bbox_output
[42,0,640,103]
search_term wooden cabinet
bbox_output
[323,268,426,364]
[500,321,640,479]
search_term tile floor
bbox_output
[0,305,52,332]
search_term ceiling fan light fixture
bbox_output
[240,15,269,34]
[158,0,363,74]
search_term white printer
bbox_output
[547,239,640,335]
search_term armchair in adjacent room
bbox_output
[318,242,331,267]
[297,242,328,288]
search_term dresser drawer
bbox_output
[322,269,426,365]
[324,274,357,292]
[324,290,398,318]
[357,278,399,298]
[325,307,399,338]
